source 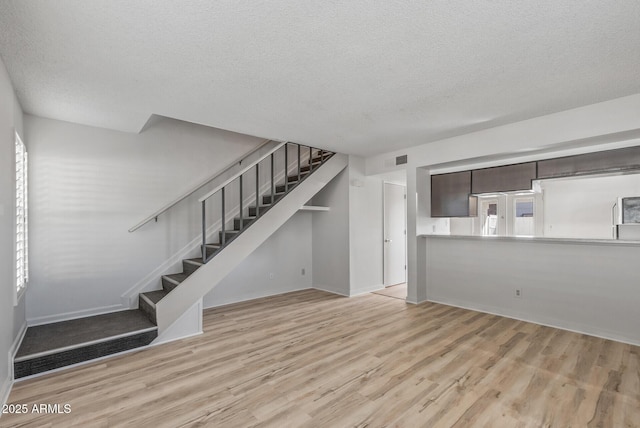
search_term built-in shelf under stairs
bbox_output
[14,146,335,379]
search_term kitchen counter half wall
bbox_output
[419,234,640,346]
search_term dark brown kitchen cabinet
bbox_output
[431,171,478,217]
[471,162,537,194]
[537,146,640,178]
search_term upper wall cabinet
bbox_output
[471,162,537,194]
[538,146,640,179]
[431,171,477,217]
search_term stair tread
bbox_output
[15,310,156,359]
[185,258,205,265]
[163,273,190,283]
[288,171,310,179]
[143,289,169,301]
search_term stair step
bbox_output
[161,273,190,292]
[310,152,332,163]
[139,290,169,324]
[248,205,271,217]
[287,171,310,183]
[203,243,221,258]
[13,310,157,379]
[300,155,330,172]
[300,164,314,174]
[233,216,256,230]
[276,182,298,193]
[182,258,204,275]
[262,192,285,205]
[219,229,240,243]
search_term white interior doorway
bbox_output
[383,182,407,286]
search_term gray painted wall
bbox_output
[348,156,384,294]
[0,57,25,406]
[311,169,350,295]
[203,212,313,308]
[310,157,385,296]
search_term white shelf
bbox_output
[299,205,330,212]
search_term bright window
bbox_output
[15,132,28,301]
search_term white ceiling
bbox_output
[1,1,639,157]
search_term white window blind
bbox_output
[15,132,28,299]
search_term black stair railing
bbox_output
[198,142,332,263]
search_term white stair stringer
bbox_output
[155,153,348,334]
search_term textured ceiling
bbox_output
[1,1,639,156]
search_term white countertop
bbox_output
[419,234,640,247]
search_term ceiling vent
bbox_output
[396,155,408,165]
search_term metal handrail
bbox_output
[128,138,278,232]
[198,142,287,203]
[200,143,332,262]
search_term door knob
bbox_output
[384,239,392,243]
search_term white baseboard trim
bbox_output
[151,331,203,348]
[427,296,640,348]
[405,298,420,305]
[312,285,350,297]
[203,285,310,310]
[27,304,128,327]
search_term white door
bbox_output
[383,183,406,286]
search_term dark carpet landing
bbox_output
[14,309,157,379]
[16,309,156,358]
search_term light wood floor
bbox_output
[372,283,407,300]
[3,289,640,427]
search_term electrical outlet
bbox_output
[301,268,305,276]
[269,272,274,280]
[515,288,522,298]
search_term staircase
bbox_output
[137,148,334,327]
[14,142,345,379]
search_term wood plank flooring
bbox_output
[3,289,639,427]
[372,283,407,300]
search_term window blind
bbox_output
[15,132,28,296]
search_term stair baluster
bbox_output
[221,187,226,246]
[297,144,301,182]
[239,174,244,231]
[255,162,260,218]
[285,143,289,193]
[201,200,206,262]
[270,152,275,206]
